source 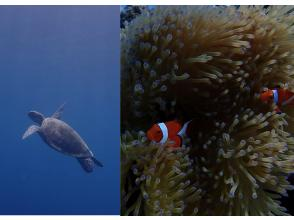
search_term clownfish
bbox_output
[146,120,191,149]
[260,88,294,113]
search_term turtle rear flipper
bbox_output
[22,125,40,140]
[77,157,103,173]
[92,157,103,167]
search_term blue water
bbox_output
[0,6,119,215]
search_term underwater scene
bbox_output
[121,6,294,215]
[0,6,119,214]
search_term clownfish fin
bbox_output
[275,106,282,114]
[167,135,182,149]
[282,93,294,106]
[178,120,192,137]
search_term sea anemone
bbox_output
[121,5,294,215]
[121,131,202,215]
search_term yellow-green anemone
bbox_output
[121,6,294,215]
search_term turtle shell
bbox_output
[39,118,93,158]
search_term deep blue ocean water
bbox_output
[0,6,119,215]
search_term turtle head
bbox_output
[28,111,45,125]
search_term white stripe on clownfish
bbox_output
[273,89,279,105]
[272,88,294,106]
[157,122,168,144]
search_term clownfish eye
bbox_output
[156,130,161,134]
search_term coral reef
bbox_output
[121,6,294,215]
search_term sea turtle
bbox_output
[22,103,103,173]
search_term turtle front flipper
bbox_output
[22,125,40,139]
[28,111,45,125]
[51,103,66,119]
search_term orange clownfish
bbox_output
[146,120,191,149]
[260,88,294,112]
